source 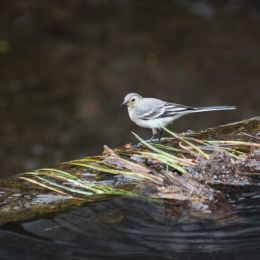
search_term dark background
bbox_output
[0,0,259,177]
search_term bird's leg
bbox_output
[158,129,164,142]
[149,128,158,142]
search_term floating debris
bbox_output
[19,124,260,204]
[0,117,258,225]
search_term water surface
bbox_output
[1,183,260,259]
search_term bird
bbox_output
[121,93,236,141]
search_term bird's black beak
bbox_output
[121,100,127,106]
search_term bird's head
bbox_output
[121,93,143,109]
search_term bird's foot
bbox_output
[131,142,143,148]
[148,135,157,143]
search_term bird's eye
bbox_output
[131,98,136,102]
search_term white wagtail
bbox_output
[121,93,236,141]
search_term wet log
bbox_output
[0,117,259,225]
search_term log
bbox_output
[0,117,259,225]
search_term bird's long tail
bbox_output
[193,106,236,113]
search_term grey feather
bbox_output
[135,99,194,120]
[135,98,165,120]
[135,99,236,121]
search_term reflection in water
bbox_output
[1,187,260,260]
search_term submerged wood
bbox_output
[0,117,259,225]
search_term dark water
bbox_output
[0,1,260,259]
[1,185,260,260]
[0,0,259,177]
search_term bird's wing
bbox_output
[135,99,166,120]
[162,102,195,117]
[135,99,195,120]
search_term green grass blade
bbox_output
[142,152,187,174]
[40,168,80,180]
[206,140,260,147]
[66,162,160,184]
[132,132,189,163]
[161,127,209,159]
